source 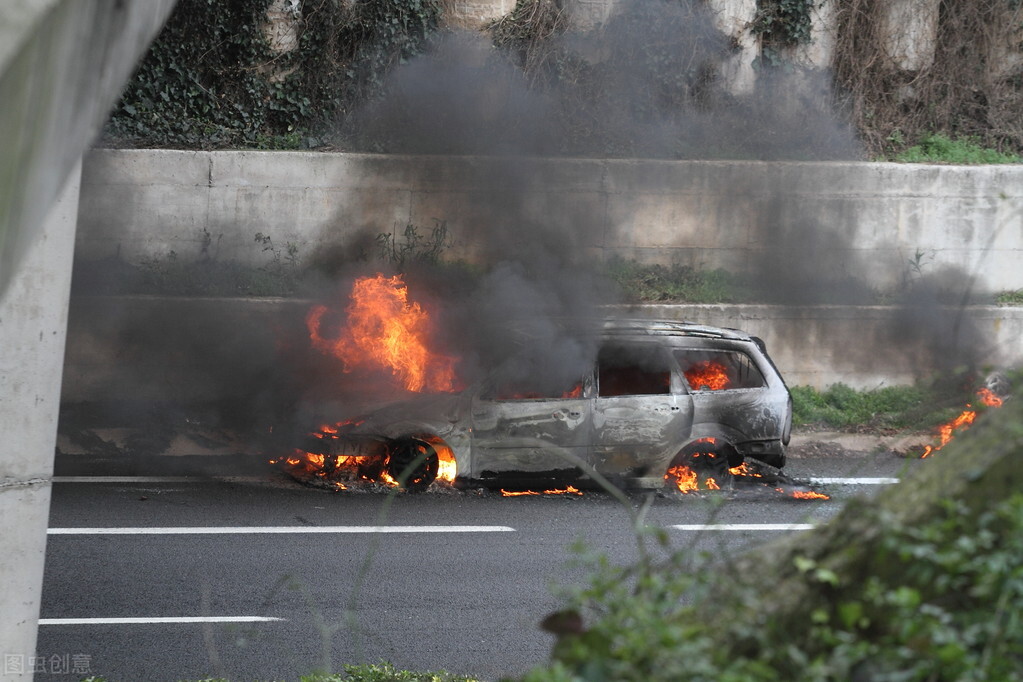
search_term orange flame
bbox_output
[275,424,457,490]
[787,489,830,500]
[307,274,460,393]
[422,434,457,483]
[920,388,1004,458]
[728,462,763,477]
[684,361,730,391]
[977,387,1004,407]
[500,486,583,497]
[665,465,720,493]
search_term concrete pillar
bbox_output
[0,161,80,682]
[0,3,178,679]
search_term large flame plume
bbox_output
[278,274,463,491]
[306,273,460,393]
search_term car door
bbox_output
[592,342,694,479]
[674,345,781,443]
[469,373,592,479]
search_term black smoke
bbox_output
[64,0,995,459]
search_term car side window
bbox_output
[674,349,766,391]
[489,380,586,401]
[598,345,671,397]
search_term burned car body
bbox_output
[295,319,792,491]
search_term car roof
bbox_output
[599,318,755,343]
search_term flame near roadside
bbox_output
[920,387,1004,458]
[500,486,583,497]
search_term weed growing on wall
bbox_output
[604,259,745,303]
[893,133,1022,164]
[376,221,452,269]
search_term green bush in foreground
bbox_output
[520,494,1023,682]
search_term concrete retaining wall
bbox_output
[77,149,1023,295]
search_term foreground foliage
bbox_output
[521,496,1023,681]
[520,400,1023,681]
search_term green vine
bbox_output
[752,0,816,66]
[103,0,441,149]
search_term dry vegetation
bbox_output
[832,0,1023,157]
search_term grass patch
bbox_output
[892,133,1021,164]
[996,289,1023,305]
[790,382,984,432]
[604,259,747,303]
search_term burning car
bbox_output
[282,316,792,493]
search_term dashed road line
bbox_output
[52,476,264,483]
[807,477,899,485]
[48,525,516,535]
[672,523,816,531]
[39,616,285,625]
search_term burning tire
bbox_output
[386,437,439,492]
[664,439,738,493]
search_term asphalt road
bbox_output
[35,451,920,682]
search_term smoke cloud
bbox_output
[66,0,994,458]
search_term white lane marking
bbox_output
[48,525,516,535]
[52,476,264,483]
[808,477,899,485]
[39,616,285,625]
[672,523,816,531]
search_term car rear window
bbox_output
[675,349,766,391]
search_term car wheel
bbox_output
[664,440,736,492]
[387,437,439,492]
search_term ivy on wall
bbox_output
[103,0,441,149]
[751,0,817,65]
